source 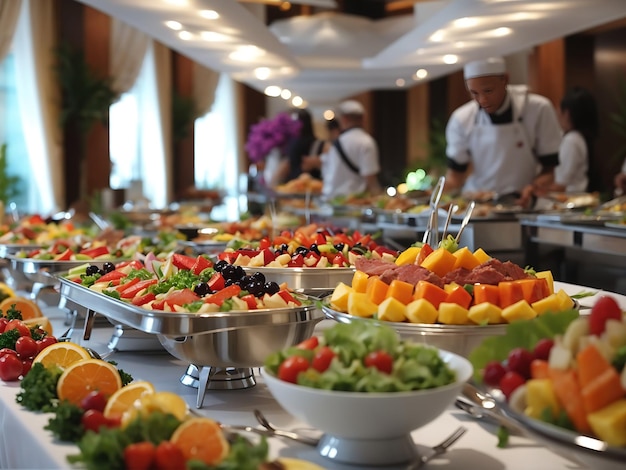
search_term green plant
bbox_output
[0,144,21,204]
[172,90,197,143]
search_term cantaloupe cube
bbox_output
[531,293,562,315]
[452,246,481,270]
[438,302,470,325]
[473,248,491,264]
[405,299,438,324]
[588,399,626,447]
[351,270,369,293]
[420,248,457,277]
[378,297,407,322]
[502,299,537,322]
[347,292,378,318]
[555,289,575,310]
[524,378,561,420]
[395,246,421,266]
[468,302,503,324]
[386,279,414,305]
[330,282,352,312]
[535,270,554,294]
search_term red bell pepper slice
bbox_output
[98,270,127,283]
[79,246,110,259]
[203,284,241,306]
[240,294,258,310]
[207,272,225,291]
[416,243,434,265]
[54,248,73,261]
[277,290,301,306]
[120,279,158,299]
[191,255,212,275]
[131,292,156,306]
[172,254,197,271]
[217,252,238,264]
[164,288,200,307]
[115,276,140,293]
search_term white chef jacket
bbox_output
[446,85,562,195]
[322,127,380,198]
[554,130,588,192]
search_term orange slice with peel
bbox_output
[22,316,53,336]
[33,342,90,369]
[170,417,230,466]
[56,358,122,405]
[103,380,155,419]
[0,296,43,320]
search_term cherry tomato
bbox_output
[589,296,622,336]
[296,337,319,350]
[364,350,394,374]
[154,441,186,470]
[15,336,38,360]
[312,346,335,372]
[507,347,534,379]
[36,336,58,354]
[124,441,156,470]
[0,354,24,381]
[21,358,33,376]
[278,355,310,383]
[499,371,526,400]
[483,361,507,387]
[81,409,117,433]
[0,348,18,359]
[532,338,555,361]
[0,317,8,333]
[80,390,108,413]
[4,320,30,337]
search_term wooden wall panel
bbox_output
[528,39,565,107]
[407,83,429,167]
[173,53,195,198]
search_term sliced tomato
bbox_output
[98,270,127,283]
[79,246,110,258]
[207,272,225,291]
[296,337,319,350]
[131,292,156,306]
[54,248,73,261]
[115,277,140,293]
[331,253,348,267]
[278,290,301,306]
[164,288,200,307]
[115,260,144,270]
[203,285,241,306]
[258,237,271,250]
[171,254,197,271]
[191,255,212,275]
[217,252,238,264]
[120,279,158,299]
[151,299,166,310]
[240,294,258,310]
[287,254,305,267]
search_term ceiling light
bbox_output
[164,0,187,6]
[414,69,428,80]
[493,27,513,37]
[229,45,265,62]
[292,96,304,107]
[199,10,219,20]
[178,31,192,40]
[254,67,271,80]
[281,89,292,100]
[396,78,406,87]
[455,41,466,48]
[264,86,282,97]
[443,54,458,64]
[429,30,445,42]
[165,20,182,31]
[453,17,478,28]
[323,110,335,120]
[200,31,227,42]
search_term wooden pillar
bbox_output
[407,82,430,167]
[372,89,407,187]
[172,52,195,199]
[528,39,565,107]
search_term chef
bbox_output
[444,57,562,204]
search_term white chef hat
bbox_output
[463,57,506,80]
[338,100,365,115]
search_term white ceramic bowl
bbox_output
[262,349,472,466]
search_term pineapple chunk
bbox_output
[555,289,575,310]
[329,282,352,312]
[524,378,561,420]
[588,399,626,447]
[263,293,288,309]
[501,299,537,322]
[438,302,470,325]
[535,270,554,294]
[378,297,407,322]
[531,293,562,315]
[405,299,438,324]
[473,248,491,264]
[468,302,503,325]
[347,292,378,318]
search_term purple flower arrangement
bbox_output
[245,112,302,163]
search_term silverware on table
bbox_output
[408,425,467,469]
[253,408,320,446]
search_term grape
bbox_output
[247,281,264,297]
[507,347,534,379]
[499,371,525,400]
[250,272,266,285]
[483,361,507,387]
[533,338,555,361]
[264,281,280,295]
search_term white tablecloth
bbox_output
[1,282,624,470]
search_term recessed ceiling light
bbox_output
[493,27,512,37]
[396,78,406,87]
[254,67,271,80]
[199,10,219,20]
[429,30,445,42]
[443,54,458,64]
[280,89,292,100]
[264,86,282,97]
[453,17,478,28]
[200,31,227,42]
[165,20,182,31]
[229,45,265,61]
[178,31,192,40]
[323,110,335,120]
[415,69,428,80]
[292,96,304,107]
[164,0,187,6]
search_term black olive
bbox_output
[295,246,309,256]
[264,281,280,295]
[193,282,210,296]
[214,260,229,272]
[233,265,245,280]
[102,262,115,273]
[334,243,345,252]
[221,264,237,280]
[85,265,100,276]
[247,280,265,297]
[309,244,320,255]
[250,272,266,285]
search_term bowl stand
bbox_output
[180,364,257,408]
[318,433,418,466]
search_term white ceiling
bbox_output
[77,0,626,107]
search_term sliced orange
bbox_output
[103,380,155,419]
[170,417,230,466]
[0,296,43,320]
[23,316,53,336]
[32,342,90,369]
[57,358,122,405]
[0,282,16,301]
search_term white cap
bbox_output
[338,100,365,115]
[463,57,506,80]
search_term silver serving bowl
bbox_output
[7,255,122,285]
[322,302,507,358]
[242,266,355,298]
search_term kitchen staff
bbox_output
[445,57,562,204]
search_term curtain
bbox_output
[193,63,220,117]
[13,0,63,213]
[0,0,21,62]
[138,40,172,208]
[110,18,149,96]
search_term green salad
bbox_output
[264,322,456,392]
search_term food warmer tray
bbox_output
[57,276,323,406]
[177,239,229,255]
[0,243,46,258]
[6,255,121,286]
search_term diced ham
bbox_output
[354,258,396,276]
[380,264,445,289]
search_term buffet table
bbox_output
[1,283,624,470]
